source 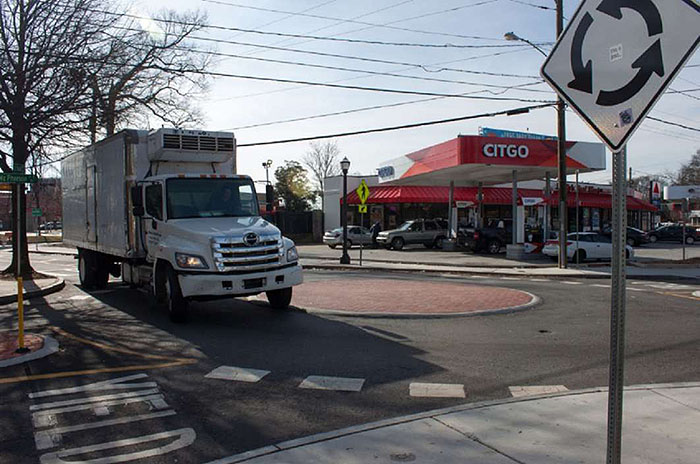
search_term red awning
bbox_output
[343,185,657,211]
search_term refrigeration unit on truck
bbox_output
[61,128,303,322]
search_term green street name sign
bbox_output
[0,173,38,183]
[32,208,42,217]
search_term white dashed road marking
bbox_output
[68,295,93,301]
[409,383,465,398]
[299,376,365,392]
[561,281,583,285]
[591,284,610,288]
[530,278,551,282]
[205,366,270,383]
[509,385,569,397]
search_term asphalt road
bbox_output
[0,252,698,464]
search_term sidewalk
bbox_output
[10,243,700,281]
[0,276,65,305]
[209,382,700,464]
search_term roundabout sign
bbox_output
[541,0,699,151]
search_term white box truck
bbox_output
[62,128,303,322]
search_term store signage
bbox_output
[455,201,474,208]
[522,197,544,206]
[377,166,395,179]
[480,127,556,141]
[482,144,529,159]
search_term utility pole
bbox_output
[556,0,568,269]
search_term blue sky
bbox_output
[136,0,699,185]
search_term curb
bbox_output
[207,381,700,464]
[299,254,550,269]
[0,278,65,305]
[296,291,541,319]
[28,250,77,257]
[0,335,59,367]
[302,263,700,282]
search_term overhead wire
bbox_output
[202,0,511,41]
[237,103,554,147]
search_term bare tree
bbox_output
[0,0,114,277]
[89,9,210,141]
[301,140,341,210]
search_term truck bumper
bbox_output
[177,263,303,298]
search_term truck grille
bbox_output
[212,237,282,272]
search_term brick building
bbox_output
[0,178,62,231]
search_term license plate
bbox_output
[244,278,265,289]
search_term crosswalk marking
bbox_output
[299,376,365,392]
[205,366,270,383]
[509,385,569,397]
[409,383,465,398]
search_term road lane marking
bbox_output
[32,394,168,427]
[409,382,465,398]
[68,295,93,301]
[38,428,196,464]
[31,388,160,410]
[530,279,551,282]
[591,284,610,288]
[29,374,156,399]
[34,410,176,450]
[509,385,569,397]
[561,281,583,285]
[205,366,270,383]
[299,376,365,392]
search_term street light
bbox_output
[340,157,351,265]
[504,27,569,269]
[262,159,273,184]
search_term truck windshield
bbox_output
[166,178,259,219]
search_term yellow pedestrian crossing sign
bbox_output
[358,205,367,214]
[356,179,370,204]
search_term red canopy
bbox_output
[344,186,657,211]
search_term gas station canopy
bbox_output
[377,135,606,186]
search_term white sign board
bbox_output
[541,0,700,152]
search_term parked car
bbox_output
[376,218,448,250]
[460,219,512,254]
[647,224,697,245]
[542,232,633,262]
[601,226,650,247]
[323,226,372,249]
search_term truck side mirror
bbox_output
[131,186,143,207]
[265,184,275,210]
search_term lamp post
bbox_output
[262,159,273,184]
[340,157,351,264]
[505,23,568,269]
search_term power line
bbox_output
[646,116,700,132]
[237,103,554,147]
[188,47,549,91]
[507,0,556,11]
[225,81,548,131]
[202,0,510,41]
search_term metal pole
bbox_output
[512,170,518,245]
[16,182,28,353]
[556,0,568,269]
[360,212,364,266]
[448,181,455,240]
[544,172,550,242]
[340,170,350,264]
[477,182,483,229]
[576,170,580,266]
[606,146,627,464]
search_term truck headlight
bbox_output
[286,246,299,262]
[175,253,209,269]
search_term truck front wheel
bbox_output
[165,267,188,323]
[266,287,292,310]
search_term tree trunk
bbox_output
[3,183,33,278]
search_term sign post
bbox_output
[7,167,37,354]
[356,180,370,267]
[541,2,699,463]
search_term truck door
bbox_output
[86,165,97,243]
[143,183,164,261]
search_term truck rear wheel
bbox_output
[165,267,188,323]
[267,287,292,310]
[78,249,97,289]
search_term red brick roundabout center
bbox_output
[289,279,538,317]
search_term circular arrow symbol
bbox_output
[567,0,666,106]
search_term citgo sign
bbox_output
[482,144,529,159]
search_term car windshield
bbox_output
[166,178,259,219]
[397,221,413,231]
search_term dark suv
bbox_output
[376,218,448,250]
[460,219,513,254]
[647,224,697,245]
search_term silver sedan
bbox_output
[323,226,373,249]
